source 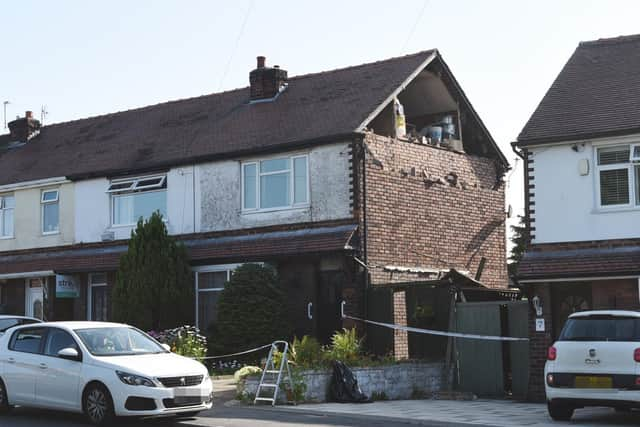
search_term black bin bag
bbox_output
[329,360,372,403]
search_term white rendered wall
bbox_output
[198,142,353,232]
[531,135,640,244]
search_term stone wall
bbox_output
[240,362,449,403]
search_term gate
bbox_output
[455,301,529,398]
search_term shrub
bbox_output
[234,366,262,382]
[324,328,362,364]
[290,335,324,368]
[148,326,207,359]
[211,264,292,355]
[112,212,193,330]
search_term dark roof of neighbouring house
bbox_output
[517,34,640,147]
[0,223,357,275]
[0,49,507,186]
[517,245,640,280]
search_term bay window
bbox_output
[242,155,309,211]
[596,145,640,207]
[108,175,167,226]
[0,194,14,238]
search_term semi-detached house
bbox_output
[0,50,508,350]
[514,34,640,400]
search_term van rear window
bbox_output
[559,316,640,342]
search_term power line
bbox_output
[401,0,429,53]
[218,0,254,91]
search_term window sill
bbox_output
[0,235,14,240]
[592,206,640,214]
[42,231,60,236]
[241,205,310,216]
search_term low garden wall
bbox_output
[239,362,449,403]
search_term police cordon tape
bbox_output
[192,343,274,361]
[343,314,529,342]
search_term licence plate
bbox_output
[574,376,612,389]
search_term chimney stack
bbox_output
[8,110,41,142]
[249,56,287,102]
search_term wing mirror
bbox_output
[58,347,81,361]
[161,343,171,352]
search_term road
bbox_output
[0,380,438,427]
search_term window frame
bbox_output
[193,264,242,330]
[595,144,638,210]
[0,194,15,239]
[87,273,109,321]
[41,189,60,235]
[42,326,82,360]
[241,154,310,213]
[108,174,168,227]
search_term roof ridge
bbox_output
[0,49,437,136]
[579,33,640,47]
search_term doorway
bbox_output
[316,270,344,344]
[25,278,44,320]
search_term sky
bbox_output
[3,0,640,249]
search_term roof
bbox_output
[570,310,640,319]
[517,245,640,280]
[517,34,640,146]
[0,223,357,275]
[0,50,507,186]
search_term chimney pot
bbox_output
[257,56,266,69]
[25,111,33,119]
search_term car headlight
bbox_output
[116,370,156,387]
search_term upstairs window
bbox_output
[597,145,640,207]
[108,175,167,226]
[0,194,14,238]
[41,190,59,234]
[242,155,309,211]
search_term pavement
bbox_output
[277,398,640,426]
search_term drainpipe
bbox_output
[361,136,369,320]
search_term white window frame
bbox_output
[193,264,242,329]
[0,194,15,239]
[241,154,310,213]
[41,189,60,235]
[87,273,108,321]
[108,174,167,227]
[594,144,639,210]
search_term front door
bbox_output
[25,279,44,320]
[317,271,344,344]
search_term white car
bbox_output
[545,310,640,421]
[0,315,42,335]
[0,321,213,425]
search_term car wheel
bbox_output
[0,379,12,414]
[83,384,115,426]
[548,401,574,421]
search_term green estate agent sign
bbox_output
[56,274,80,298]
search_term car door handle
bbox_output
[7,357,15,364]
[39,363,47,370]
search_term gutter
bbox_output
[510,141,524,159]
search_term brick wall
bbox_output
[393,290,409,360]
[527,283,553,402]
[531,238,640,252]
[362,134,507,288]
[592,278,639,310]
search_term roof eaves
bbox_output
[516,126,640,148]
[66,131,364,181]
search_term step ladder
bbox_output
[253,340,294,406]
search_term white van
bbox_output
[545,310,640,420]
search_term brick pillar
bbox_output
[393,290,409,360]
[527,284,553,402]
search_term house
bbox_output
[0,50,508,353]
[514,34,640,400]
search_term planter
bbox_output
[238,362,450,403]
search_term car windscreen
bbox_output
[559,316,640,342]
[74,327,167,356]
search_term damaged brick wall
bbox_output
[362,134,507,288]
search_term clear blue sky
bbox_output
[3,0,640,243]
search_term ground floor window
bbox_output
[88,273,109,321]
[195,264,241,332]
